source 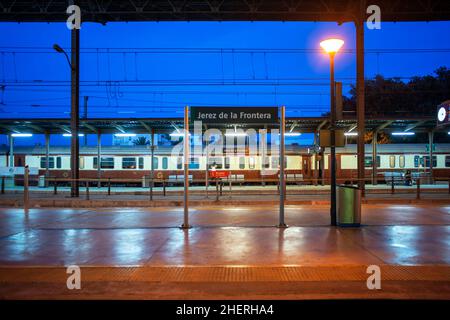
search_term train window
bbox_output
[399,155,405,168]
[151,157,158,170]
[414,155,420,168]
[446,156,450,168]
[271,157,279,169]
[95,157,114,169]
[122,157,137,169]
[263,157,270,169]
[239,157,245,169]
[40,157,54,169]
[423,156,437,167]
[79,157,85,170]
[389,156,396,168]
[138,157,144,169]
[249,157,255,169]
[208,157,223,169]
[365,156,380,168]
[162,157,168,170]
[56,157,62,169]
[177,157,183,170]
[189,157,200,170]
[224,157,231,169]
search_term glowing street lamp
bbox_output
[320,37,344,227]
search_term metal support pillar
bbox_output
[329,53,337,226]
[429,131,434,182]
[278,106,287,228]
[8,134,13,167]
[150,128,155,201]
[70,27,80,198]
[182,106,191,229]
[24,165,29,214]
[83,96,88,145]
[97,131,101,188]
[372,131,377,185]
[45,132,50,186]
[356,6,366,197]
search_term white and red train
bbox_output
[1,144,449,184]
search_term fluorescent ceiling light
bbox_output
[344,132,358,136]
[392,132,415,136]
[284,132,301,137]
[11,133,33,138]
[63,133,85,137]
[225,132,248,137]
[115,133,136,137]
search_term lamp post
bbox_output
[53,41,80,198]
[320,38,344,226]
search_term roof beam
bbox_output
[82,122,98,133]
[405,120,427,132]
[374,120,394,132]
[139,120,152,132]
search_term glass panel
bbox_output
[56,157,62,169]
[177,157,183,170]
[139,157,145,169]
[389,155,396,168]
[189,157,200,170]
[249,157,255,169]
[239,157,245,169]
[122,157,137,169]
[414,155,420,168]
[364,156,373,168]
[101,157,115,169]
[399,155,405,168]
[162,157,168,170]
[446,156,450,168]
[40,157,54,169]
[79,156,84,170]
[263,156,270,169]
[271,157,279,169]
[151,157,158,170]
[224,157,231,169]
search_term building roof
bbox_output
[1,1,449,22]
[0,116,444,135]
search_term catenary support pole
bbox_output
[372,130,378,185]
[356,4,366,197]
[70,27,80,198]
[97,131,101,188]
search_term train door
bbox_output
[302,155,312,180]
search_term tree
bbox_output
[133,137,150,146]
[343,67,450,117]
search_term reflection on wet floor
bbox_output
[0,205,448,267]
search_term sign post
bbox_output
[278,106,287,228]
[182,106,191,229]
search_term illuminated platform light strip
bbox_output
[63,133,85,137]
[392,132,415,136]
[115,133,137,137]
[170,132,191,137]
[344,132,358,136]
[11,133,33,137]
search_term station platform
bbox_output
[0,205,449,299]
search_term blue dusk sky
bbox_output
[0,21,449,146]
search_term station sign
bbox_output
[190,107,278,124]
[209,170,231,179]
[437,100,450,125]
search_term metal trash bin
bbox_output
[38,175,46,188]
[337,185,361,227]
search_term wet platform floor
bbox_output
[0,205,449,266]
[0,205,449,299]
